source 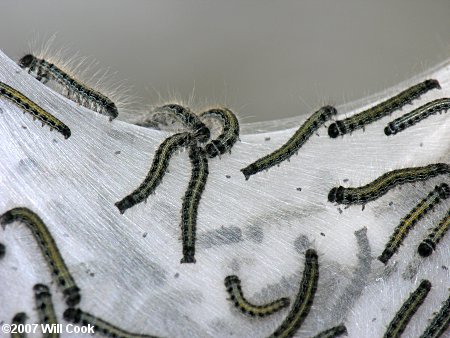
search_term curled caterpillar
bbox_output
[19,54,118,120]
[116,132,193,214]
[224,275,290,317]
[0,81,70,138]
[378,183,450,264]
[200,107,239,158]
[241,106,337,180]
[385,98,450,136]
[0,207,81,306]
[328,163,450,206]
[151,104,210,142]
[328,79,440,138]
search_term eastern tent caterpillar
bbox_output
[33,284,59,338]
[115,132,193,214]
[0,242,5,259]
[224,275,290,317]
[311,324,348,338]
[200,107,239,158]
[418,208,450,257]
[419,292,450,338]
[328,79,440,138]
[0,81,71,139]
[151,104,210,142]
[269,249,319,338]
[328,163,450,206]
[180,145,209,263]
[385,98,450,136]
[11,312,28,338]
[63,308,160,338]
[18,54,119,120]
[0,207,81,306]
[383,279,431,338]
[241,106,337,180]
[378,183,450,264]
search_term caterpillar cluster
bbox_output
[2,37,449,338]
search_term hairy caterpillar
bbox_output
[383,280,431,338]
[116,132,193,214]
[419,292,450,338]
[33,284,59,338]
[224,275,290,317]
[181,145,209,263]
[418,208,450,257]
[311,324,348,338]
[63,308,160,338]
[385,98,450,136]
[0,207,81,306]
[378,183,450,264]
[328,79,440,138]
[269,249,319,338]
[328,163,450,206]
[0,81,70,138]
[18,54,119,120]
[241,106,337,180]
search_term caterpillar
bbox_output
[378,183,450,264]
[63,308,160,338]
[200,107,239,158]
[419,292,450,338]
[328,79,440,138]
[115,132,193,214]
[385,98,450,136]
[18,54,119,120]
[418,208,450,257]
[11,312,28,338]
[383,280,431,338]
[33,284,59,338]
[0,242,5,259]
[328,163,450,206]
[269,249,319,338]
[241,106,337,180]
[224,275,290,317]
[0,81,71,139]
[311,324,348,338]
[150,104,210,142]
[0,207,81,306]
[180,145,209,263]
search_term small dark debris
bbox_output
[389,201,393,207]
[442,265,448,271]
[372,318,377,322]
[296,187,302,191]
[343,178,349,183]
[90,272,95,277]
[338,208,343,214]
[143,232,148,238]
[226,175,231,179]
[320,232,325,237]
[53,139,58,143]
[420,142,423,147]
[265,137,271,141]
[21,125,27,129]
[174,273,179,278]
[115,150,121,155]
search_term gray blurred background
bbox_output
[1,0,449,122]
